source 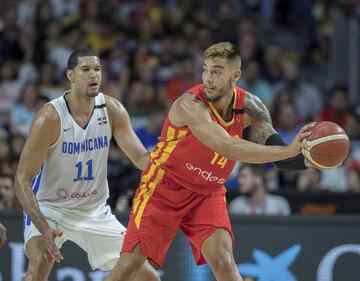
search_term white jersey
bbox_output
[32,92,112,210]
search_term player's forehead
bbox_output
[76,56,100,68]
[203,57,230,69]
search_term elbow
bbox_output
[13,175,22,196]
[13,173,30,197]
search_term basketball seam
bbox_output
[306,134,349,147]
[301,147,344,169]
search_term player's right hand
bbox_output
[0,223,7,248]
[288,122,316,157]
[42,228,63,263]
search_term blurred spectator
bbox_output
[228,164,291,215]
[10,83,38,136]
[346,107,360,140]
[0,133,12,175]
[316,85,349,129]
[135,104,166,151]
[237,60,274,107]
[236,18,259,64]
[319,167,348,192]
[125,80,157,129]
[163,55,198,104]
[48,27,83,78]
[261,43,283,85]
[0,173,14,209]
[297,168,321,192]
[50,0,79,21]
[346,160,360,193]
[273,55,323,120]
[273,102,303,144]
[37,62,64,99]
[0,4,23,63]
[0,60,25,114]
[107,140,140,212]
[85,22,115,55]
[10,133,26,163]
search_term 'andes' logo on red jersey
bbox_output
[185,163,226,184]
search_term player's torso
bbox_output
[34,92,112,210]
[142,84,245,195]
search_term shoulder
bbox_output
[33,103,60,128]
[244,91,262,106]
[104,95,131,131]
[169,93,209,127]
[104,94,123,110]
[173,93,207,111]
[104,95,127,116]
[243,91,271,118]
[27,103,60,144]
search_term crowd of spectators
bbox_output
[0,0,359,213]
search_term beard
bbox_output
[205,78,233,102]
[86,90,99,98]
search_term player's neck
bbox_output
[211,88,235,119]
[66,91,95,115]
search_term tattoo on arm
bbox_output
[244,94,276,144]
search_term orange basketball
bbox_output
[301,121,350,169]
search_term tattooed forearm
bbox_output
[244,92,276,144]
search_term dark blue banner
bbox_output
[1,210,360,281]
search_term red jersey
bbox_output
[141,84,246,195]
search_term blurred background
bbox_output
[0,0,360,281]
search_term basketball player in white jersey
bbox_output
[14,49,160,281]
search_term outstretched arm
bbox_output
[244,92,309,170]
[106,96,149,170]
[168,93,312,164]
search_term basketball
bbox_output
[301,121,350,169]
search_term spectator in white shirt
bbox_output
[229,164,291,215]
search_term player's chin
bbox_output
[86,91,99,97]
[205,93,222,102]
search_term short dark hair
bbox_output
[239,164,265,179]
[329,85,348,97]
[67,48,97,70]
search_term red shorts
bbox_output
[121,176,234,268]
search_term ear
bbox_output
[233,69,241,82]
[66,69,74,83]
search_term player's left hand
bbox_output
[0,223,7,248]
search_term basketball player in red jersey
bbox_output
[105,42,314,281]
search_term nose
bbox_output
[89,69,96,79]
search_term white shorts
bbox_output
[24,203,126,271]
